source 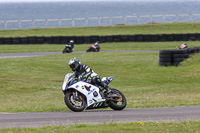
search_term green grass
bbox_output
[0,41,200,53]
[0,22,200,37]
[1,121,200,133]
[0,50,200,113]
[1,23,200,132]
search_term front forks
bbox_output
[72,91,80,101]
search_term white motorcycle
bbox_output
[62,73,126,112]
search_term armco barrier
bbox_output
[151,35,159,42]
[120,35,128,42]
[113,35,121,42]
[189,33,197,41]
[21,37,28,44]
[28,37,36,44]
[90,36,99,43]
[106,35,113,42]
[0,33,200,44]
[143,34,151,42]
[98,36,106,43]
[44,37,52,44]
[128,35,135,41]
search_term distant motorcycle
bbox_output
[62,45,73,53]
[86,41,100,52]
[62,73,127,112]
[63,40,74,53]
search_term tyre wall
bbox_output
[159,47,200,66]
[0,33,200,44]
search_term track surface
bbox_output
[0,50,158,59]
[0,106,200,129]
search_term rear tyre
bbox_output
[64,91,86,112]
[109,89,126,111]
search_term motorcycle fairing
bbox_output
[66,81,105,107]
[102,76,114,85]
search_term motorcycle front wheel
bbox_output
[62,48,67,53]
[109,89,126,111]
[86,48,92,52]
[64,91,86,112]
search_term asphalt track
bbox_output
[0,50,158,59]
[1,51,200,129]
[0,106,200,129]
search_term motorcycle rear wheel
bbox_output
[64,91,86,112]
[109,89,126,110]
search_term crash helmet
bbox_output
[94,41,99,46]
[68,40,74,45]
[68,57,81,71]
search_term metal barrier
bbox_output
[0,14,200,30]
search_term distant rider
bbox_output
[93,41,100,52]
[68,57,111,93]
[63,40,74,53]
[68,40,74,49]
[177,43,187,49]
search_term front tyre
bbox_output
[64,91,86,112]
[109,89,126,111]
[86,48,92,52]
[62,48,67,53]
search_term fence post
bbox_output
[98,17,101,26]
[150,15,152,25]
[85,18,88,27]
[176,14,178,22]
[72,18,74,27]
[18,20,21,29]
[109,17,112,26]
[189,14,193,26]
[45,19,48,28]
[32,20,35,28]
[137,16,140,24]
[59,19,61,27]
[163,15,166,23]
[4,21,7,30]
[124,16,127,25]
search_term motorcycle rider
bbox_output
[177,42,187,49]
[68,40,74,49]
[63,40,74,53]
[93,41,100,51]
[68,57,111,93]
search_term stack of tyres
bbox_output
[159,47,200,67]
[187,48,196,55]
[193,47,200,53]
[159,50,173,66]
[188,47,200,54]
[171,49,188,66]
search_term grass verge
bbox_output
[0,51,200,113]
[0,22,200,37]
[0,41,200,53]
[1,121,200,132]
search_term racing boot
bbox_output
[103,83,111,94]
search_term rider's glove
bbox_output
[74,77,78,81]
[78,75,87,81]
